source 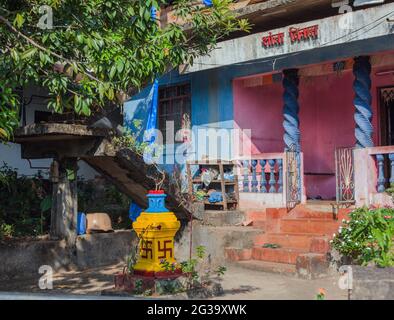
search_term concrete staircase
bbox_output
[14,123,191,219]
[83,149,191,219]
[225,204,351,278]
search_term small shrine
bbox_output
[132,190,181,277]
[114,190,182,294]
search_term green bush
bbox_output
[0,163,51,238]
[0,222,14,240]
[0,162,132,239]
[332,207,394,267]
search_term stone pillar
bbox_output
[353,56,374,148]
[50,158,78,245]
[283,69,300,152]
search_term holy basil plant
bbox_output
[0,0,250,141]
[332,207,394,267]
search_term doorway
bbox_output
[379,87,394,146]
[379,87,394,189]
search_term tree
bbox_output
[0,0,249,141]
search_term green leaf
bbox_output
[116,59,124,73]
[109,65,116,80]
[40,196,52,212]
[13,14,25,28]
[106,87,114,100]
[81,103,91,116]
[21,48,37,60]
[39,51,47,64]
[10,50,19,62]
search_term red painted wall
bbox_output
[234,62,394,200]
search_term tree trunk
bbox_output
[50,158,78,245]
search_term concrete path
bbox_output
[0,264,347,300]
[219,265,347,300]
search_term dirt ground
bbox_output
[0,263,348,300]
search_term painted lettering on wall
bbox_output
[262,32,285,48]
[262,25,319,48]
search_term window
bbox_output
[158,83,191,143]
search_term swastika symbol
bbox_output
[141,240,153,259]
[158,240,173,259]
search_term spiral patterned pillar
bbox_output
[283,69,300,152]
[353,56,374,148]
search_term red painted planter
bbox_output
[114,270,183,293]
[148,190,165,194]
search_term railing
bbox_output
[369,146,394,193]
[236,153,285,194]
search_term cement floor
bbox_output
[0,264,348,300]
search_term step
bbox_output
[252,247,305,264]
[251,220,266,229]
[197,225,263,253]
[202,210,245,226]
[304,201,334,212]
[225,247,252,262]
[257,232,324,250]
[280,218,340,235]
[243,210,267,221]
[289,210,335,220]
[289,204,335,219]
[233,260,296,275]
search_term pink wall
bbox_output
[233,62,394,200]
[233,81,284,155]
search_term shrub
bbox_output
[0,222,14,240]
[160,245,227,292]
[331,207,394,267]
[0,163,51,237]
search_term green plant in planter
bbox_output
[332,207,394,267]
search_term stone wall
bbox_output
[350,266,394,300]
[0,221,261,279]
[0,230,137,280]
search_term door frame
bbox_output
[378,86,394,147]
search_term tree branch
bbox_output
[0,14,103,85]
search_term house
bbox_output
[123,0,394,275]
[128,0,394,209]
[6,0,394,276]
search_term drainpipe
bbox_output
[283,69,300,152]
[353,56,374,148]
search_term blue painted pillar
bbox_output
[376,154,386,193]
[260,159,267,193]
[268,159,277,193]
[251,160,258,192]
[243,160,250,192]
[389,154,394,187]
[353,56,373,148]
[283,69,300,152]
[277,159,283,193]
